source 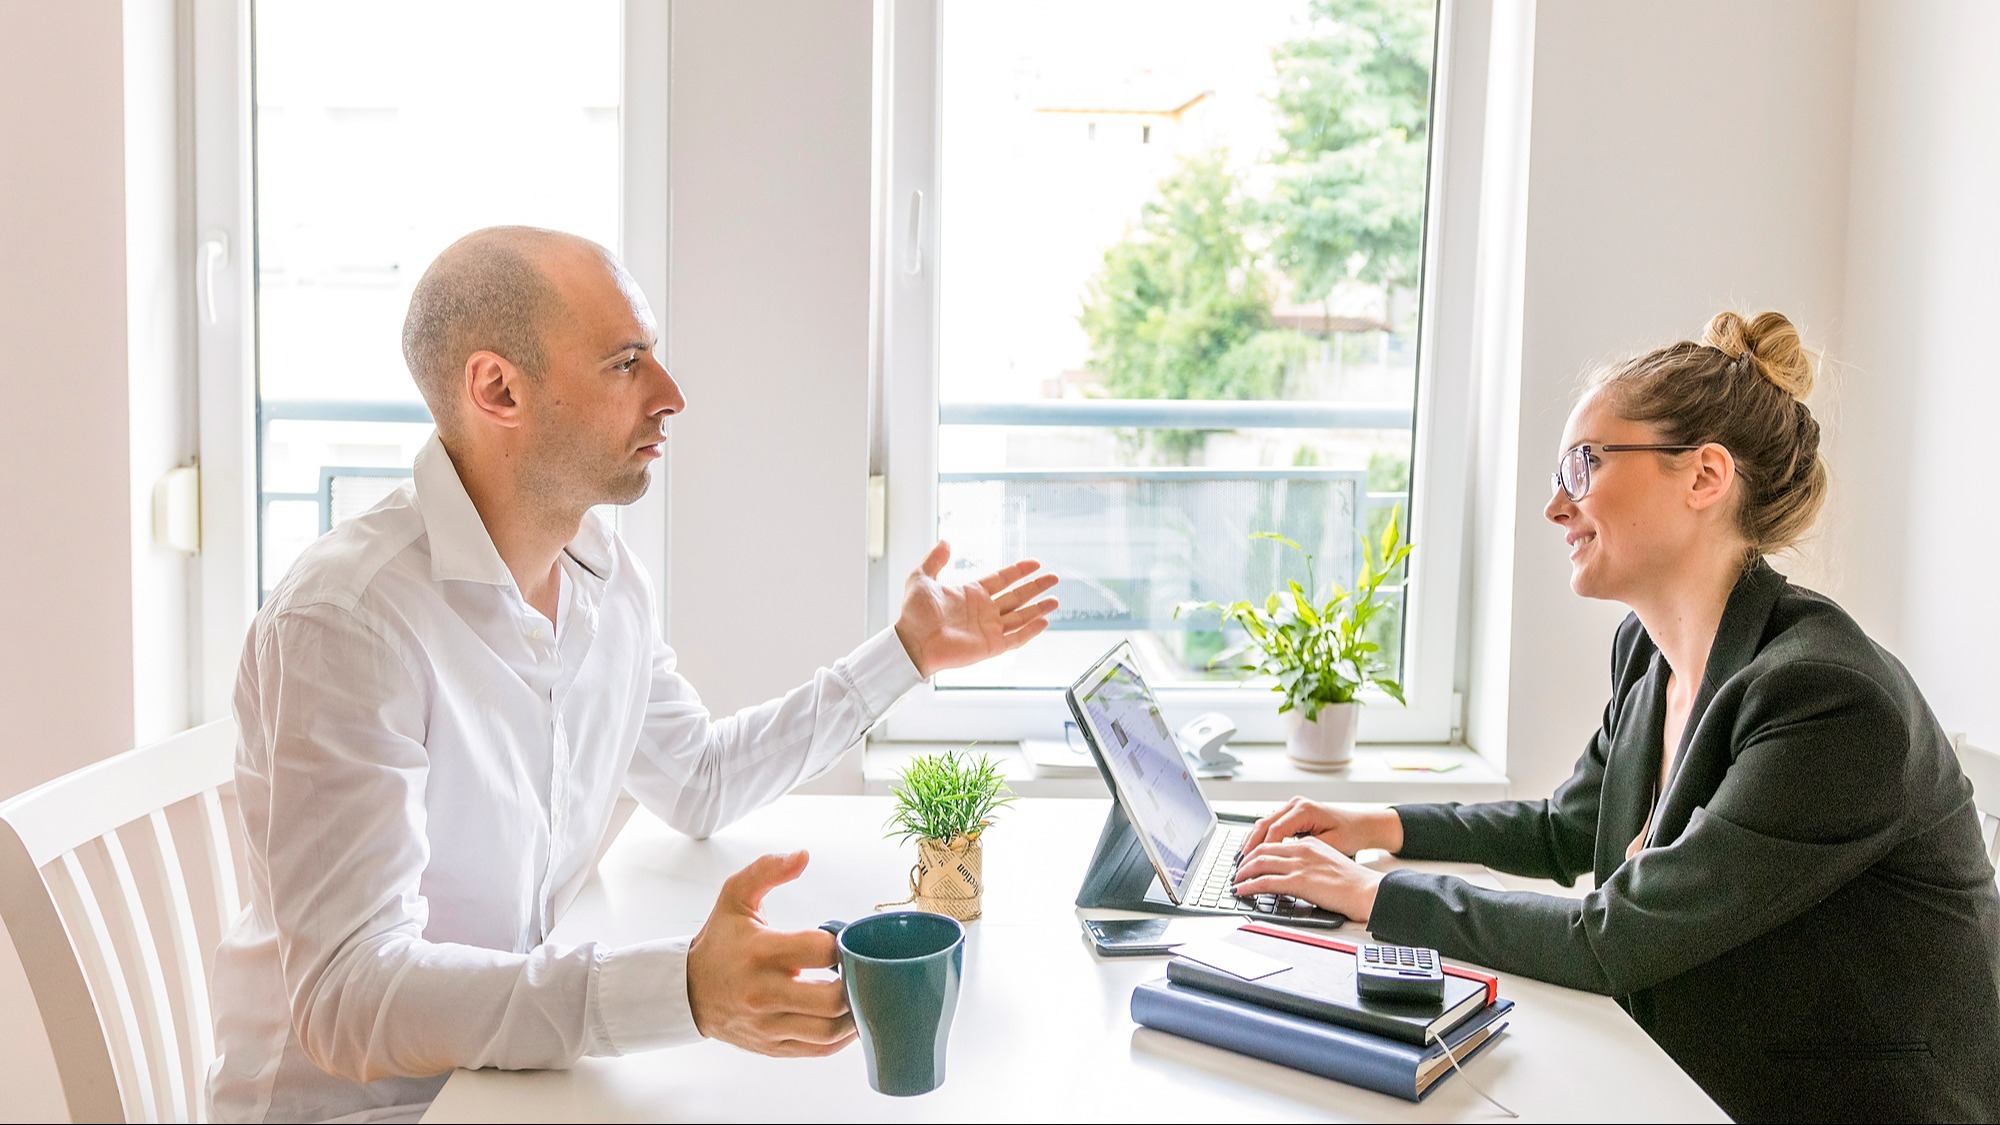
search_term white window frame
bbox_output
[189,0,672,716]
[872,0,1489,747]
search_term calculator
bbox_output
[1355,943,1447,1002]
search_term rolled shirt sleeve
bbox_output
[624,627,924,840]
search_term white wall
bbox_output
[0,4,134,1118]
[1834,0,2000,746]
[0,3,190,1116]
[0,2,139,798]
[1481,0,1861,797]
[663,1,876,717]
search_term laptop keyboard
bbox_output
[1185,825,1323,919]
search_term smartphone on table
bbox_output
[1081,917,1235,957]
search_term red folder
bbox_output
[1240,921,1502,1007]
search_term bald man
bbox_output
[206,227,1058,1122]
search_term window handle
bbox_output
[904,190,924,276]
[199,230,229,325]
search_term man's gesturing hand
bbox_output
[893,540,1059,679]
[686,851,856,1058]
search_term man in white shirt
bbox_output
[207,227,1059,1122]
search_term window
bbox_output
[249,1,623,594]
[193,0,669,713]
[877,0,1477,744]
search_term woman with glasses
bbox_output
[1232,311,2000,1122]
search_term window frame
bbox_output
[189,0,672,718]
[872,0,1486,746]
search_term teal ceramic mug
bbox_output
[818,911,965,1096]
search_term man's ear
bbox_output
[1687,442,1736,513]
[464,351,525,429]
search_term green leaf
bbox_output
[884,747,1016,844]
[1207,520,1416,715]
[1289,582,1321,625]
[1252,532,1303,552]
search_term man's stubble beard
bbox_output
[518,427,653,531]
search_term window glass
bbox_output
[251,0,621,595]
[933,0,1437,689]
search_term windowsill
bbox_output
[862,741,1508,802]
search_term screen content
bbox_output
[1077,654,1213,889]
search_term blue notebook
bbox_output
[1131,978,1514,1102]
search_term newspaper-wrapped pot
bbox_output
[907,834,984,920]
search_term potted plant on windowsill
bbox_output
[1181,511,1413,770]
[883,748,1015,920]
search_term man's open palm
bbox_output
[894,541,1059,678]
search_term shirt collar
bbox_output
[411,433,616,586]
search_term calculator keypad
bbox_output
[1356,943,1447,1001]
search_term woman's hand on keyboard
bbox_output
[1231,835,1385,922]
[1240,799,1405,858]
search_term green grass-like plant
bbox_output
[885,747,1016,844]
[1177,508,1414,722]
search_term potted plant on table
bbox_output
[1181,511,1413,770]
[883,747,1015,920]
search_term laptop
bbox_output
[1065,642,1345,928]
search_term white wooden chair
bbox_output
[1951,733,2000,871]
[0,721,244,1123]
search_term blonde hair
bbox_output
[1591,310,1827,555]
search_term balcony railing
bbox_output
[258,399,1413,626]
[938,399,1412,430]
[936,399,1412,635]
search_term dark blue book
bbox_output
[1131,978,1514,1102]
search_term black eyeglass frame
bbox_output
[1552,442,1706,502]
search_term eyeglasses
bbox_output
[1552,443,1705,502]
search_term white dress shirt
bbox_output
[207,435,921,1123]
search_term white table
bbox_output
[423,797,1724,1123]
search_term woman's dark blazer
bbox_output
[1371,561,2000,1122]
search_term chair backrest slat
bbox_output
[97,830,190,1121]
[51,848,157,1123]
[198,786,243,933]
[0,720,239,1123]
[147,807,216,1123]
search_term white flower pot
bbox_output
[1285,702,1360,771]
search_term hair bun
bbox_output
[1701,310,1815,401]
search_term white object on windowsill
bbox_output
[1177,711,1241,778]
[1020,735,1100,779]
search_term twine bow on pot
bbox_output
[877,833,984,920]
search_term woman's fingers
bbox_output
[1241,797,1315,853]
[1249,805,1325,853]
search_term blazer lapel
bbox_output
[1598,653,1669,881]
[1648,561,1788,847]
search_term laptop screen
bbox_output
[1068,644,1216,892]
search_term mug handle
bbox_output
[818,920,847,974]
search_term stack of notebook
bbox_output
[1129,922,1514,1102]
